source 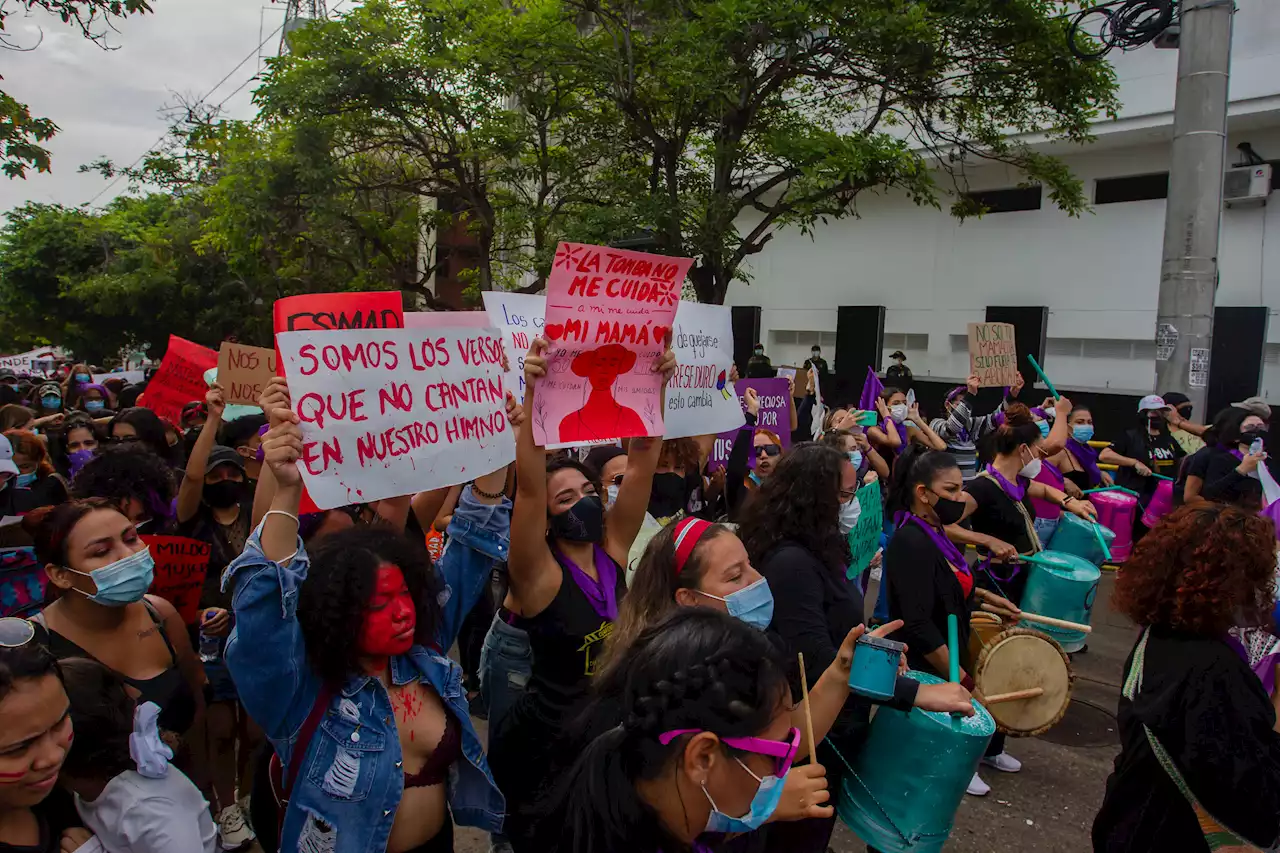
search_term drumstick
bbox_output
[947,614,962,731]
[982,687,1045,705]
[1090,522,1113,561]
[798,653,816,761]
[981,603,1093,634]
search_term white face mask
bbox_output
[838,496,861,535]
[606,484,620,509]
[1019,450,1043,480]
[889,404,908,424]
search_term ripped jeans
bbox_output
[479,613,532,731]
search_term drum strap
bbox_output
[976,471,1044,555]
[1123,629,1265,852]
[822,737,913,846]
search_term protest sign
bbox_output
[218,343,277,406]
[92,370,145,386]
[481,291,546,398]
[533,242,691,448]
[664,302,744,440]
[277,326,515,510]
[0,547,44,618]
[139,335,218,424]
[846,479,883,580]
[404,311,489,329]
[273,290,405,334]
[968,322,1018,387]
[142,535,211,625]
[0,348,57,375]
[708,377,791,471]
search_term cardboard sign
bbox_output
[481,291,547,398]
[273,291,405,334]
[708,377,791,471]
[846,479,883,580]
[277,326,516,510]
[218,343,277,406]
[0,547,45,618]
[143,535,211,625]
[968,322,1018,388]
[533,242,691,448]
[139,335,218,424]
[404,311,489,329]
[664,302,745,440]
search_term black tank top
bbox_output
[1063,469,1091,493]
[514,551,626,721]
[35,599,197,735]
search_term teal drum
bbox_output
[1046,511,1115,567]
[1020,551,1101,653]
[836,671,994,852]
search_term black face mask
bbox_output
[929,491,967,526]
[1147,417,1165,431]
[549,495,605,543]
[1241,429,1268,447]
[648,472,687,520]
[203,480,244,509]
[1178,406,1193,421]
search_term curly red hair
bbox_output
[1113,504,1277,636]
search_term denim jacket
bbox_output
[222,487,510,852]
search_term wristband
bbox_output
[472,483,505,500]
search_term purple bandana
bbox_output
[894,511,968,572]
[1066,438,1103,488]
[984,464,1027,502]
[555,543,619,621]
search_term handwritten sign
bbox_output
[273,291,405,333]
[708,378,791,471]
[846,479,883,580]
[277,326,515,510]
[218,343,277,406]
[533,242,691,448]
[0,348,56,375]
[143,535,211,625]
[664,302,745,440]
[139,335,219,424]
[481,291,547,398]
[404,311,489,329]
[92,370,145,386]
[968,322,1018,388]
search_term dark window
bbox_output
[962,186,1042,213]
[1095,173,1169,204]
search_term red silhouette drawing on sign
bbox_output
[557,344,646,443]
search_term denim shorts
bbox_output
[204,658,239,704]
[478,613,532,731]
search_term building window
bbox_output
[1095,173,1169,204]
[962,186,1042,213]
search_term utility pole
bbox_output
[1154,0,1235,411]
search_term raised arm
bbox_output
[907,402,946,451]
[176,384,225,524]
[1041,396,1073,457]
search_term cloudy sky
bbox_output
[0,0,293,214]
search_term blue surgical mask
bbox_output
[1072,425,1094,443]
[74,374,90,383]
[15,472,36,488]
[1037,420,1051,438]
[703,758,787,833]
[84,400,105,412]
[847,450,863,471]
[696,577,774,630]
[67,547,154,607]
[41,396,60,410]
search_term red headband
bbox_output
[672,517,713,574]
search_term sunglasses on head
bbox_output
[0,617,36,648]
[659,726,801,777]
[755,444,781,458]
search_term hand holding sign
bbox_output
[262,416,305,489]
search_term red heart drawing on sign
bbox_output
[545,323,565,341]
[651,325,671,345]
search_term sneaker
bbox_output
[982,752,1023,773]
[216,803,256,850]
[966,772,990,796]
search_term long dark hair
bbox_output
[298,526,442,686]
[548,608,790,853]
[1210,406,1253,448]
[886,445,961,518]
[0,633,62,705]
[108,408,174,464]
[738,442,849,574]
[59,657,134,780]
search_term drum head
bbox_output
[972,627,1072,736]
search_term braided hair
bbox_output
[546,608,789,853]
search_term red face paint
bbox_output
[0,769,27,782]
[358,565,416,657]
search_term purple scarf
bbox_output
[879,419,905,456]
[1219,443,1245,461]
[894,511,969,573]
[984,464,1027,502]
[555,543,619,621]
[1066,438,1103,488]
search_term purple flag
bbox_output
[858,366,884,412]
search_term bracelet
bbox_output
[263,509,300,527]
[472,483,505,500]
[1061,495,1074,507]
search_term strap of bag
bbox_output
[280,683,335,803]
[976,469,1043,555]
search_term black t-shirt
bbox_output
[1174,446,1213,507]
[1112,427,1185,497]
[1200,446,1263,507]
[886,523,975,673]
[22,474,67,510]
[964,475,1037,604]
[176,498,253,611]
[0,789,81,853]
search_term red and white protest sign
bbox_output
[533,242,691,448]
[276,327,516,510]
[142,535,211,625]
[139,335,218,425]
[404,311,489,330]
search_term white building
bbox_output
[727,0,1280,400]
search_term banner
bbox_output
[142,535,211,625]
[846,479,883,580]
[708,377,790,471]
[533,242,690,448]
[404,311,489,329]
[92,370,145,386]
[481,291,546,398]
[0,348,57,375]
[218,343,277,406]
[664,302,744,440]
[968,322,1018,387]
[138,335,218,424]
[277,326,516,510]
[273,290,405,334]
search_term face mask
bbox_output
[202,480,244,509]
[549,494,605,543]
[648,472,687,520]
[1242,430,1268,446]
[889,404,908,424]
[928,491,967,526]
[811,350,820,358]
[1019,452,1043,480]
[1036,420,1050,439]
[847,450,863,471]
[1072,425,1094,443]
[703,759,787,833]
[1147,417,1164,430]
[358,566,416,657]
[41,396,60,410]
[697,577,774,630]
[1179,406,1193,421]
[838,496,861,535]
[67,448,95,476]
[74,374,90,383]
[84,400,105,412]
[605,484,620,510]
[753,348,764,356]
[68,547,154,607]
[15,472,36,488]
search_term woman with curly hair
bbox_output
[70,444,176,534]
[224,381,515,853]
[1093,504,1280,852]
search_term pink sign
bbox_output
[404,311,490,329]
[532,242,691,448]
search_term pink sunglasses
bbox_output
[658,726,801,777]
